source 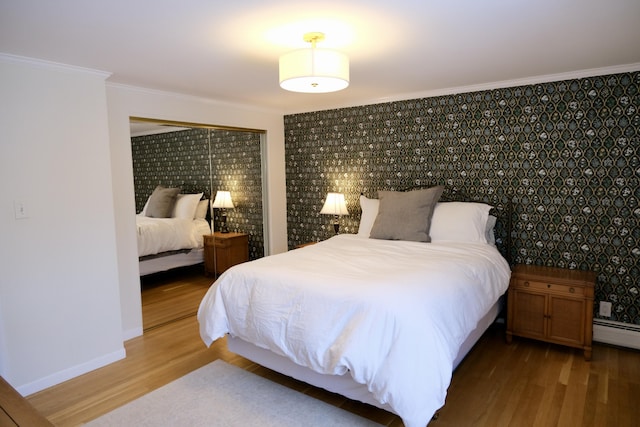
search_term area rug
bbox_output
[84,360,383,426]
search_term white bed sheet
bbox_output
[198,234,510,427]
[225,296,501,415]
[136,215,210,257]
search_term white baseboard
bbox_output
[593,320,640,350]
[20,348,126,397]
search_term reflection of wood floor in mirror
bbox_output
[141,265,214,332]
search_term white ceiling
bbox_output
[1,0,639,115]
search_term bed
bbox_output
[137,187,211,276]
[197,186,511,427]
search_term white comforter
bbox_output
[136,215,210,257]
[198,234,510,427]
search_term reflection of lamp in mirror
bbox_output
[212,191,235,233]
[320,192,349,234]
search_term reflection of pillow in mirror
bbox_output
[357,195,379,237]
[369,186,444,242]
[140,197,150,215]
[195,199,209,219]
[430,202,493,243]
[145,186,180,218]
[172,193,204,219]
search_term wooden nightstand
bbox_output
[203,232,249,276]
[506,264,596,360]
[294,241,318,249]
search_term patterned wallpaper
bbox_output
[131,128,264,260]
[284,71,640,326]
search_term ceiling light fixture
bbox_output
[279,32,349,93]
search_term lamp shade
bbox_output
[279,48,349,93]
[212,191,234,209]
[320,192,349,216]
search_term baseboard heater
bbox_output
[593,319,640,350]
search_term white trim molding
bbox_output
[0,52,112,79]
[287,62,640,115]
[17,348,126,396]
[593,319,640,350]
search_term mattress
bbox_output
[138,248,205,276]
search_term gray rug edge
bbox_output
[83,359,384,427]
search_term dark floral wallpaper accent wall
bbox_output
[284,71,640,326]
[131,128,264,260]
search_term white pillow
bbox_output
[357,195,380,237]
[195,199,209,219]
[486,215,497,245]
[172,193,203,219]
[430,202,492,243]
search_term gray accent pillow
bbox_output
[145,186,180,218]
[369,186,445,242]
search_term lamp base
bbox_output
[333,215,340,234]
[220,210,229,233]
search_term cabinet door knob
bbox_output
[569,287,575,293]
[547,284,551,288]
[524,281,529,287]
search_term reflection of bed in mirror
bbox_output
[137,188,211,276]
[198,187,512,427]
[138,243,209,276]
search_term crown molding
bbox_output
[106,82,282,116]
[0,52,111,79]
[286,62,640,115]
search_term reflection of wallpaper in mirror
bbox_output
[131,127,264,260]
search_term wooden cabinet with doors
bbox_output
[203,232,249,277]
[506,264,596,360]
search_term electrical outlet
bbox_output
[599,301,612,317]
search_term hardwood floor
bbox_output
[26,268,640,426]
[140,266,212,331]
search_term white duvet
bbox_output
[198,234,510,427]
[136,215,210,257]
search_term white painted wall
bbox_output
[0,55,125,394]
[0,53,287,395]
[105,84,288,340]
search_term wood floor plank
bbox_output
[531,345,567,425]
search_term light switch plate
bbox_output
[13,200,28,219]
